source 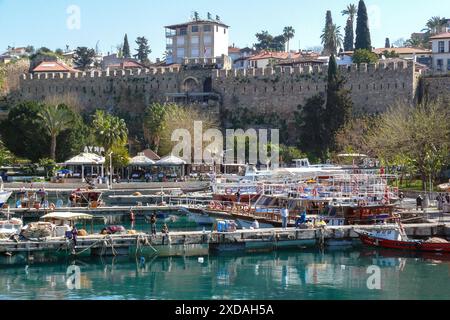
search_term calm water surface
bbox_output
[0,248,449,300]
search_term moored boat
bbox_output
[356,224,450,253]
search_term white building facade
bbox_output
[165,18,229,64]
[430,32,450,72]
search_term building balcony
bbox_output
[165,30,177,37]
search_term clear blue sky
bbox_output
[0,0,448,59]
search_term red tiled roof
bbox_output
[429,32,450,40]
[248,51,301,61]
[32,61,76,73]
[228,46,241,54]
[373,47,431,55]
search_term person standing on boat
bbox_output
[251,219,260,230]
[72,224,78,247]
[281,204,289,229]
[235,189,241,203]
[150,213,157,236]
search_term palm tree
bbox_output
[424,16,447,35]
[38,104,74,160]
[341,4,357,23]
[405,36,424,48]
[92,110,128,153]
[321,24,343,55]
[283,26,295,52]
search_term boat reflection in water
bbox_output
[0,247,449,300]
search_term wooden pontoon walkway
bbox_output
[0,223,448,257]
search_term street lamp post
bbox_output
[109,152,113,190]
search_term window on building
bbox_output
[204,35,212,44]
[203,25,212,32]
[191,48,199,57]
[191,36,199,45]
[447,59,450,71]
[177,48,185,58]
[224,28,227,34]
[216,25,219,32]
[192,25,199,33]
[438,41,445,53]
[437,59,443,70]
[179,28,187,35]
[448,41,450,52]
[177,36,185,46]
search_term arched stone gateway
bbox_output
[182,76,202,93]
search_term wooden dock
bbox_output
[0,223,448,258]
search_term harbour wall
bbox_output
[12,60,419,123]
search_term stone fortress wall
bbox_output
[13,59,421,123]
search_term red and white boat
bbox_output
[356,224,450,253]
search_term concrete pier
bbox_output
[0,223,447,258]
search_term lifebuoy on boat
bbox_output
[243,206,250,213]
[225,188,233,195]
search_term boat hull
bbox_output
[359,233,450,253]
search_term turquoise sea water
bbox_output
[0,248,449,300]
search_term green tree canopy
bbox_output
[355,0,372,50]
[123,34,131,59]
[0,101,87,162]
[321,11,343,55]
[73,47,95,70]
[92,110,128,153]
[352,49,378,64]
[283,26,295,52]
[254,31,286,52]
[295,95,327,161]
[134,36,151,64]
[366,99,450,190]
[38,104,74,160]
[343,18,354,52]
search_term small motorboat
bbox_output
[0,218,23,239]
[355,223,450,253]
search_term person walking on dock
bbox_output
[150,213,157,236]
[281,204,289,229]
[416,195,424,211]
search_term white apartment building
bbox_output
[165,18,229,64]
[430,32,450,72]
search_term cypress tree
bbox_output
[355,0,372,50]
[385,38,391,48]
[343,18,354,51]
[321,11,334,56]
[123,34,131,58]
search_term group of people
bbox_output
[416,193,450,212]
[436,193,450,212]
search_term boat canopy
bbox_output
[41,212,93,221]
